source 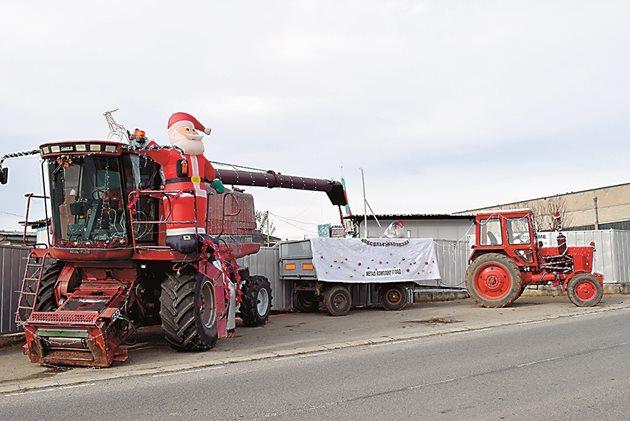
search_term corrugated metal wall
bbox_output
[2,231,629,333]
[434,240,469,288]
[561,230,630,284]
[0,246,29,334]
[239,246,290,311]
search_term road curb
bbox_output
[522,283,630,297]
[0,333,24,349]
[2,302,630,395]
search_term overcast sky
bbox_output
[1,1,629,239]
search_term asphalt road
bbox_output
[2,308,629,421]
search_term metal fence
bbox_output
[434,240,469,289]
[2,230,629,333]
[548,229,630,284]
[0,246,29,334]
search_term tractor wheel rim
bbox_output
[386,289,402,305]
[474,264,511,300]
[257,288,269,315]
[575,280,596,301]
[200,280,216,328]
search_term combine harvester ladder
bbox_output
[15,251,50,323]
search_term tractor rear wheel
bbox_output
[465,253,522,308]
[17,262,62,322]
[160,268,218,351]
[567,274,603,307]
[323,285,352,316]
[294,291,320,313]
[239,276,272,327]
[381,284,408,311]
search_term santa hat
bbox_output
[167,112,212,135]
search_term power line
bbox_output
[268,212,320,226]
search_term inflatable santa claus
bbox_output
[142,112,224,253]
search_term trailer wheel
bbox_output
[465,253,522,308]
[381,284,408,311]
[239,276,272,327]
[160,269,218,351]
[294,292,320,313]
[17,262,62,322]
[567,274,603,307]
[323,286,351,316]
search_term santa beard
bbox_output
[169,130,205,155]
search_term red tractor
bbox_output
[465,209,604,308]
[0,137,347,367]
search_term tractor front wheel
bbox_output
[465,253,522,308]
[567,274,603,307]
[323,285,352,316]
[381,284,408,311]
[239,276,272,327]
[160,268,218,351]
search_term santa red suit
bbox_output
[141,112,224,253]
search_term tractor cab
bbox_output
[471,209,538,267]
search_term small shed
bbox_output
[347,214,475,241]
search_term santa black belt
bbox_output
[165,177,211,184]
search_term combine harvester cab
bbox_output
[1,129,348,367]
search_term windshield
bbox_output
[49,156,129,246]
[507,217,531,245]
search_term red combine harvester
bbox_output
[466,209,604,308]
[0,137,347,367]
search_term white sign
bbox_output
[309,238,440,284]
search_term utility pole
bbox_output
[360,168,381,239]
[593,197,600,230]
[361,168,367,238]
[266,210,270,246]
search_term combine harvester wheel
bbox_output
[466,253,522,308]
[160,268,218,351]
[239,275,272,327]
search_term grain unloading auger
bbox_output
[0,140,347,367]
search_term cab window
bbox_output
[479,218,502,246]
[507,217,531,245]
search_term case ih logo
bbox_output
[60,145,74,152]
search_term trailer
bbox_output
[279,238,441,316]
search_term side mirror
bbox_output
[0,167,7,185]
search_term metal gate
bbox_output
[0,246,29,334]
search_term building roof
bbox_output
[455,181,630,214]
[347,213,475,222]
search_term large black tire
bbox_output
[17,262,62,322]
[323,285,352,316]
[294,291,320,313]
[159,269,218,351]
[567,274,603,307]
[465,253,522,308]
[239,276,272,327]
[381,284,408,311]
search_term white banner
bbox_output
[309,238,440,284]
